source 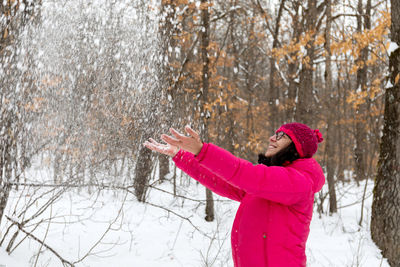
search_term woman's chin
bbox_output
[265,152,274,157]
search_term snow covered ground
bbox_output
[0,171,390,267]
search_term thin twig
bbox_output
[8,181,230,202]
[5,216,74,267]
[33,203,53,267]
[72,191,128,264]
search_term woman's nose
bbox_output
[269,135,276,142]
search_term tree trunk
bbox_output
[324,0,337,214]
[200,0,214,222]
[158,155,170,182]
[353,0,370,184]
[0,141,12,226]
[268,0,286,130]
[157,1,179,183]
[371,1,400,265]
[286,1,301,122]
[133,87,159,202]
[0,0,37,226]
[294,0,317,126]
[133,147,153,202]
[335,60,345,182]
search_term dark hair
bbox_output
[258,142,300,167]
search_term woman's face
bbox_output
[265,131,292,157]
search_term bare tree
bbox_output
[371,0,400,265]
[0,0,40,226]
[267,0,286,131]
[323,0,337,214]
[354,0,372,184]
[200,0,215,222]
[295,0,324,126]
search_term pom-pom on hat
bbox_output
[276,122,324,158]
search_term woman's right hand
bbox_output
[143,138,180,157]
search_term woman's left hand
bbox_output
[160,125,203,156]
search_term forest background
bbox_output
[1,0,399,266]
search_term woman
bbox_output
[144,122,325,267]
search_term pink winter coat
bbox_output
[173,143,325,267]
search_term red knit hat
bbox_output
[276,122,324,158]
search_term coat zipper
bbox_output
[264,202,270,267]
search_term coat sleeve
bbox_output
[195,143,313,205]
[173,149,245,202]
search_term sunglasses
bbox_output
[275,131,287,141]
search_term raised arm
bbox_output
[173,149,245,202]
[195,143,316,205]
[145,125,324,205]
[143,133,245,202]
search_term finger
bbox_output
[144,140,162,150]
[143,141,159,152]
[148,139,170,151]
[170,127,186,139]
[161,134,180,143]
[149,138,164,147]
[144,141,171,155]
[185,125,200,141]
[161,134,181,146]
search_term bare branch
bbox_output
[72,191,128,264]
[5,216,74,267]
[7,182,231,202]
